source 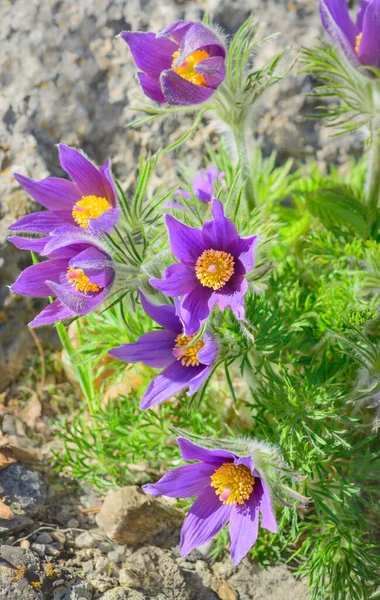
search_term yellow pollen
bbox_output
[195,249,235,290]
[172,49,210,86]
[211,462,255,506]
[72,195,111,229]
[173,333,205,367]
[66,267,102,294]
[355,32,362,55]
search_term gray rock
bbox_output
[60,579,94,600]
[0,514,33,537]
[99,588,145,600]
[35,532,52,544]
[0,464,47,517]
[96,486,183,547]
[30,543,45,558]
[75,529,108,549]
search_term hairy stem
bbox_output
[365,120,380,220]
[233,126,256,212]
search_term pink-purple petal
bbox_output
[229,495,260,565]
[11,259,69,298]
[140,291,182,333]
[228,235,258,273]
[137,72,166,103]
[142,462,214,498]
[179,286,213,336]
[257,478,278,533]
[140,361,204,410]
[120,31,177,79]
[157,21,194,44]
[201,199,239,250]
[359,0,380,69]
[195,56,226,88]
[177,22,226,64]
[7,236,49,253]
[8,211,73,234]
[165,214,205,264]
[197,332,218,366]
[161,69,216,106]
[13,173,81,210]
[319,0,359,64]
[187,366,210,396]
[109,330,177,369]
[29,299,75,328]
[180,486,231,557]
[177,437,237,463]
[150,263,198,297]
[58,144,114,201]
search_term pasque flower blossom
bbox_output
[9,145,119,239]
[177,166,224,205]
[151,199,258,335]
[109,292,217,409]
[320,0,380,71]
[121,21,226,106]
[10,230,116,327]
[143,437,278,564]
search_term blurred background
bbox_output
[0,0,362,389]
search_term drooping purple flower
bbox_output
[10,229,116,327]
[9,145,119,241]
[320,0,380,71]
[143,437,278,565]
[178,166,224,204]
[121,21,226,106]
[150,199,258,336]
[109,292,217,410]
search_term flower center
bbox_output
[173,333,205,367]
[66,267,102,294]
[72,195,111,229]
[355,32,362,55]
[172,49,209,86]
[195,249,235,290]
[211,462,255,506]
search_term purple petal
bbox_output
[29,299,75,327]
[137,72,166,103]
[357,0,370,30]
[161,70,216,106]
[11,259,68,298]
[229,235,258,273]
[177,437,237,463]
[180,486,231,557]
[201,199,239,250]
[208,276,247,320]
[177,23,226,64]
[157,21,194,45]
[319,0,359,65]
[48,277,112,315]
[140,291,181,333]
[257,478,278,533]
[42,229,101,257]
[140,361,204,410]
[68,246,114,272]
[8,211,73,234]
[187,366,210,396]
[192,166,219,203]
[58,145,115,203]
[120,32,177,79]
[13,173,80,210]
[109,330,177,368]
[99,160,117,207]
[165,214,205,264]
[150,263,198,297]
[142,462,214,498]
[178,286,213,336]
[197,331,218,366]
[359,0,380,69]
[195,56,226,88]
[7,236,48,253]
[229,494,260,565]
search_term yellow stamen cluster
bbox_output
[66,267,102,294]
[211,462,255,506]
[355,32,362,55]
[72,195,111,229]
[195,249,235,290]
[173,333,205,367]
[172,49,209,86]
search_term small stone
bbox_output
[94,555,110,573]
[51,531,66,545]
[215,582,237,600]
[0,515,33,537]
[35,532,52,544]
[118,568,140,588]
[88,576,114,593]
[0,465,47,517]
[67,518,79,528]
[62,579,94,600]
[31,543,45,557]
[99,588,145,600]
[75,529,106,549]
[45,544,61,557]
[107,547,125,564]
[20,539,30,549]
[96,486,183,546]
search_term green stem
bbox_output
[365,120,380,221]
[233,126,256,212]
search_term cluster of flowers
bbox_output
[10,1,371,563]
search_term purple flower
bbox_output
[10,230,116,327]
[9,145,119,240]
[320,0,380,71]
[121,21,226,106]
[150,199,258,336]
[108,293,218,410]
[178,166,224,205]
[143,437,278,565]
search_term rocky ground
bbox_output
[0,0,364,597]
